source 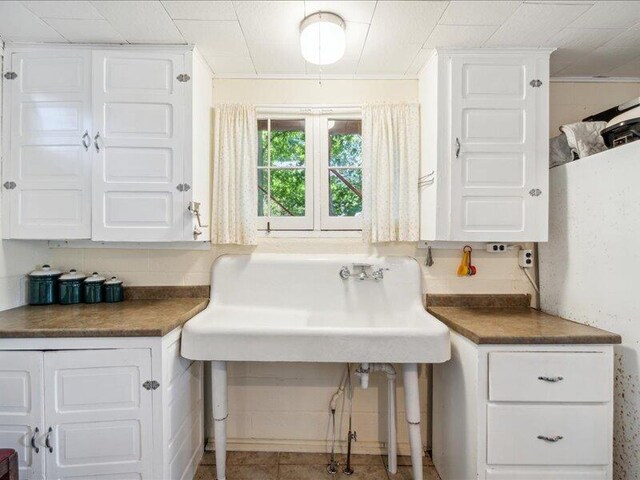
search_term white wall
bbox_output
[0,46,50,310]
[549,81,640,136]
[540,144,640,480]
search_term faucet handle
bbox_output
[371,267,389,280]
[339,266,351,279]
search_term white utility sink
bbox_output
[181,254,451,480]
[181,254,450,363]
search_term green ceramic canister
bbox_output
[58,269,86,305]
[104,276,124,303]
[28,265,62,305]
[83,272,106,304]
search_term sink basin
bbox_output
[180,254,450,480]
[181,254,450,363]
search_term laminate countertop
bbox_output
[0,286,209,338]
[427,294,621,345]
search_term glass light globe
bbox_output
[300,12,346,66]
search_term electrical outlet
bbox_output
[518,249,534,268]
[487,243,508,253]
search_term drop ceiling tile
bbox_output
[250,42,306,74]
[91,1,185,44]
[558,48,640,76]
[161,1,237,21]
[607,57,640,77]
[366,1,448,46]
[569,1,640,29]
[357,42,423,75]
[24,1,103,19]
[424,25,498,49]
[438,1,521,26]
[204,55,256,75]
[545,28,625,62]
[304,1,376,23]
[343,21,368,58]
[598,27,640,51]
[45,18,125,43]
[174,20,249,56]
[550,58,572,76]
[0,1,66,42]
[485,2,592,47]
[406,48,434,75]
[235,1,305,45]
[307,56,360,75]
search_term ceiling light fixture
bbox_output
[299,12,346,66]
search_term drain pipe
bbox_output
[355,363,397,474]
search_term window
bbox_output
[257,109,362,232]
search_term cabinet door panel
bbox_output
[6,51,92,239]
[0,351,45,480]
[43,349,152,479]
[92,50,186,241]
[450,54,545,241]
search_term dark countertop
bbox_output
[0,286,209,338]
[427,294,621,345]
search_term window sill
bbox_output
[257,230,362,239]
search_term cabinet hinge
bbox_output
[142,380,160,391]
[176,183,191,192]
[529,79,543,88]
[177,74,191,83]
[3,181,16,190]
[3,72,17,80]
[529,188,542,197]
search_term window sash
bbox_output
[256,109,362,232]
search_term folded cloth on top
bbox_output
[560,121,607,159]
[549,133,574,168]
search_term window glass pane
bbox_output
[258,120,269,167]
[257,168,268,216]
[270,169,306,216]
[329,119,362,167]
[271,119,305,167]
[329,168,362,217]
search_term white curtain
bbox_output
[212,104,257,245]
[362,103,420,243]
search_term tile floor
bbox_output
[195,451,441,480]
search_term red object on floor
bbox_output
[0,449,18,480]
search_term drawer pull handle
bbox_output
[538,376,563,382]
[537,435,563,443]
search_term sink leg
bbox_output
[212,361,228,480]
[402,363,423,480]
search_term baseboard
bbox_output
[205,438,423,457]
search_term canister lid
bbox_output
[104,276,123,286]
[59,269,87,281]
[29,264,62,277]
[84,272,106,283]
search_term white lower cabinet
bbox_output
[433,332,614,480]
[0,329,203,479]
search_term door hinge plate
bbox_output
[529,79,543,88]
[176,183,191,192]
[3,181,16,190]
[529,188,542,197]
[177,74,191,83]
[143,380,160,390]
[4,72,17,80]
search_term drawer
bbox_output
[486,469,607,479]
[489,352,611,402]
[487,404,609,466]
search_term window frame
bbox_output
[256,106,362,233]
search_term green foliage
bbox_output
[258,129,362,218]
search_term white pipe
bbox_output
[356,363,397,474]
[211,361,228,480]
[403,363,423,480]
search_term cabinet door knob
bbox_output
[45,426,54,453]
[538,375,563,382]
[31,427,40,453]
[537,435,563,442]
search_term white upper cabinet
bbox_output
[2,45,212,242]
[419,49,552,242]
[4,50,92,239]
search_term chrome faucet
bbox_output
[339,264,388,281]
